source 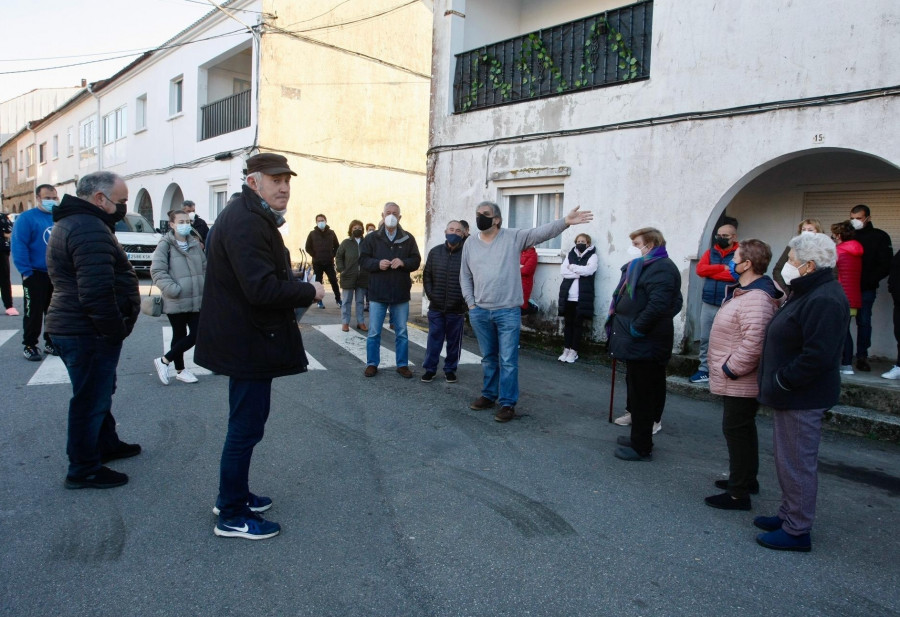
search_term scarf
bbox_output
[605,245,669,337]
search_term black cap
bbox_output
[245,153,296,176]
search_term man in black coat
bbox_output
[45,171,141,489]
[181,200,209,243]
[849,204,893,371]
[359,202,421,378]
[421,220,466,383]
[195,153,323,540]
[305,213,341,308]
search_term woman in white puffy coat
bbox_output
[150,209,207,385]
[705,239,782,511]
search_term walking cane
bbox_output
[608,358,617,423]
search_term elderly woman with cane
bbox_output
[606,227,682,461]
[704,239,782,510]
[755,233,849,551]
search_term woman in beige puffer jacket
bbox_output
[705,239,783,511]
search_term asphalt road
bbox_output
[0,275,898,617]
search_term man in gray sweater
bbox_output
[461,200,593,422]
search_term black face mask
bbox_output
[352,228,363,238]
[714,235,731,249]
[476,213,495,231]
[112,202,127,223]
[575,243,588,253]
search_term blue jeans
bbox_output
[855,289,876,359]
[217,378,272,519]
[53,335,124,478]
[468,306,521,407]
[341,287,366,325]
[366,301,409,367]
[423,310,465,373]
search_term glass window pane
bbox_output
[536,193,563,249]
[507,194,534,229]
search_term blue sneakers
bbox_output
[214,511,280,540]
[753,515,783,531]
[689,370,709,383]
[212,492,273,516]
[756,528,811,552]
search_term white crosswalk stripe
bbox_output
[405,326,482,365]
[161,327,212,376]
[313,323,415,368]
[0,329,17,348]
[27,354,70,385]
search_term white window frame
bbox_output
[52,135,59,160]
[169,76,184,117]
[500,185,566,254]
[25,145,35,178]
[66,126,75,157]
[38,142,47,165]
[17,150,23,171]
[103,106,127,144]
[135,94,147,131]
[79,117,97,160]
[210,182,228,220]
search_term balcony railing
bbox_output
[201,89,251,140]
[453,0,652,113]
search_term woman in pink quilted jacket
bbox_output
[705,239,783,511]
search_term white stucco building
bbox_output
[427,0,900,359]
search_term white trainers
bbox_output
[840,365,855,375]
[176,369,199,383]
[613,412,632,426]
[881,365,900,380]
[153,357,171,385]
[653,421,662,435]
[565,351,578,363]
[558,349,571,362]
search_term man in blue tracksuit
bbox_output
[11,184,57,361]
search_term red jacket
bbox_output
[520,247,537,309]
[836,240,864,308]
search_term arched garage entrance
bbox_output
[688,148,900,361]
[135,188,153,222]
[162,183,184,215]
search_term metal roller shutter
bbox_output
[802,190,900,244]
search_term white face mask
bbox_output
[384,214,398,228]
[626,245,644,258]
[188,211,196,221]
[801,230,815,236]
[849,218,864,231]
[781,262,801,286]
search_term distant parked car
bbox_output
[115,212,162,272]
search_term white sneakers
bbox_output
[840,365,855,375]
[882,365,900,380]
[613,412,662,434]
[176,369,199,383]
[153,357,171,385]
[557,349,578,363]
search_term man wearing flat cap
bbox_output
[195,152,324,540]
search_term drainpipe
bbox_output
[87,83,103,170]
[25,121,37,202]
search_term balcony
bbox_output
[200,89,251,140]
[453,0,653,113]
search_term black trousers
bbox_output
[625,360,667,456]
[721,395,759,498]
[562,301,584,351]
[164,312,200,371]
[22,270,53,348]
[313,261,341,303]
[0,252,11,309]
[893,294,900,366]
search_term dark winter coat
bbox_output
[45,195,140,341]
[423,240,466,314]
[889,249,900,299]
[757,267,850,410]
[305,225,339,265]
[335,237,368,290]
[191,215,210,242]
[607,257,683,364]
[359,224,421,305]
[194,185,317,379]
[854,223,893,291]
[558,246,597,318]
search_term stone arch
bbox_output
[162,183,184,215]
[135,188,153,222]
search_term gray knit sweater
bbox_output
[460,218,568,310]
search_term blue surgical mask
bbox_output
[175,223,192,237]
[728,261,741,280]
[317,221,326,230]
[446,233,462,245]
[41,199,57,211]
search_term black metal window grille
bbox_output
[453,0,652,113]
[201,89,252,140]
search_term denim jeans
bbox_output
[423,310,465,374]
[468,306,521,407]
[855,289,877,359]
[341,287,366,326]
[698,302,719,372]
[366,301,409,367]
[53,335,124,478]
[216,378,273,519]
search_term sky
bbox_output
[0,0,223,103]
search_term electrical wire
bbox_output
[283,0,418,34]
[262,146,426,177]
[282,0,353,27]
[176,0,264,13]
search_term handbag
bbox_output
[141,284,163,317]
